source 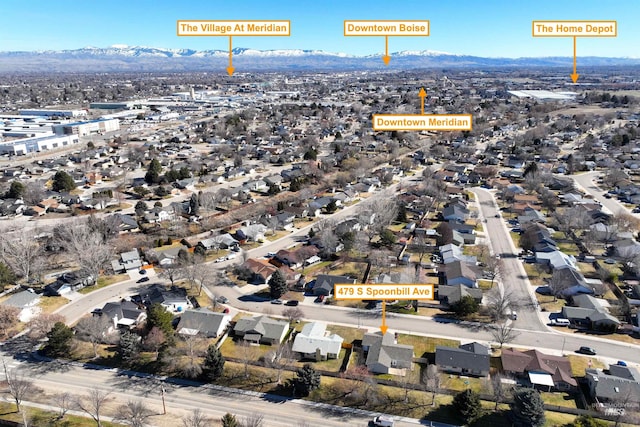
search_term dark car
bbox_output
[136,277,150,283]
[139,269,147,275]
[216,296,229,304]
[285,300,300,306]
[314,295,325,303]
[577,346,596,355]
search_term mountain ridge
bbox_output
[1,45,639,72]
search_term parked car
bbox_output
[266,252,276,257]
[577,346,597,355]
[314,295,325,303]
[372,415,395,426]
[139,269,147,275]
[604,258,616,264]
[217,296,229,304]
[285,300,299,306]
[270,299,283,305]
[549,318,570,327]
[617,360,628,366]
[215,257,226,263]
[136,277,150,283]
[226,253,237,260]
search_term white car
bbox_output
[226,253,237,260]
[215,257,226,263]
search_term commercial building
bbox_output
[19,109,87,118]
[0,134,80,155]
[53,118,120,137]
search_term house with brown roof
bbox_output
[242,258,277,284]
[501,348,577,391]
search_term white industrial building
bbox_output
[0,134,80,155]
[53,118,120,137]
[19,109,87,118]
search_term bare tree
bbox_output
[358,193,398,242]
[484,257,501,288]
[143,326,166,360]
[265,342,295,385]
[27,313,65,341]
[491,322,519,348]
[548,269,575,301]
[52,392,74,420]
[489,373,511,410]
[0,229,44,284]
[486,288,514,321]
[115,400,154,427]
[182,408,211,427]
[75,315,111,358]
[4,367,37,413]
[54,221,114,281]
[0,306,20,339]
[75,387,111,427]
[421,363,440,406]
[239,340,258,378]
[282,307,304,324]
[243,413,264,427]
[173,334,207,379]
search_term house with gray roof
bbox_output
[177,308,231,338]
[96,299,146,331]
[561,294,620,331]
[437,284,483,306]
[435,342,490,377]
[444,261,478,288]
[362,332,414,376]
[292,322,343,361]
[312,274,356,296]
[233,315,289,345]
[2,290,40,322]
[586,364,640,406]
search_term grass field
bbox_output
[396,334,459,358]
[38,295,69,313]
[79,273,129,294]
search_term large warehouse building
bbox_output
[0,134,80,155]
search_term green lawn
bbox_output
[79,273,129,294]
[540,391,579,409]
[0,402,124,427]
[396,334,459,358]
[325,324,366,344]
[557,242,580,256]
[219,337,277,361]
[38,296,68,313]
[567,354,606,377]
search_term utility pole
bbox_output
[161,386,166,415]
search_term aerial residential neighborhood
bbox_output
[0,2,640,427]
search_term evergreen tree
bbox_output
[45,322,73,357]
[292,364,320,396]
[325,200,337,213]
[453,389,482,424]
[221,413,239,427]
[511,388,545,427]
[450,295,480,317]
[6,180,25,199]
[202,344,225,381]
[289,179,301,192]
[146,303,174,342]
[119,330,141,365]
[0,262,17,288]
[379,229,397,247]
[189,193,200,215]
[52,170,76,192]
[145,159,162,184]
[268,270,287,299]
[396,203,407,222]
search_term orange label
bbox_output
[373,114,472,131]
[532,20,617,37]
[344,20,429,36]
[177,20,290,36]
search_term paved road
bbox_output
[470,188,545,332]
[0,352,424,427]
[571,171,633,216]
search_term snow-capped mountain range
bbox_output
[1,45,638,72]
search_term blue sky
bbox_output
[2,0,637,57]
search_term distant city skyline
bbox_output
[2,0,637,58]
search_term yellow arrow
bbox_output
[418,87,427,115]
[382,36,390,65]
[380,300,388,334]
[570,36,579,83]
[227,36,235,76]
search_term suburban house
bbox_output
[272,246,319,269]
[233,315,289,345]
[443,261,478,288]
[177,308,231,338]
[44,271,96,296]
[501,348,577,391]
[291,321,343,361]
[95,299,147,332]
[242,259,278,284]
[442,204,469,222]
[435,342,491,377]
[1,290,41,322]
[548,266,594,297]
[112,248,143,273]
[561,294,620,332]
[440,244,477,265]
[535,251,578,272]
[361,332,414,376]
[437,284,483,307]
[312,274,357,296]
[142,285,192,313]
[585,364,640,406]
